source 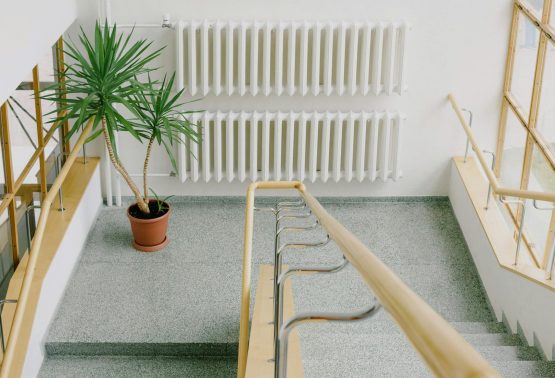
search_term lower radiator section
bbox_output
[178,111,404,183]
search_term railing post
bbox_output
[462,108,473,163]
[482,151,496,210]
[0,299,17,353]
[25,205,41,254]
[532,200,555,277]
[500,196,526,265]
[55,153,66,212]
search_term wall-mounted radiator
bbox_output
[176,21,408,96]
[177,111,404,183]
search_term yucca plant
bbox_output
[131,73,200,204]
[43,21,200,215]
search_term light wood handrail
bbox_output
[0,118,93,377]
[448,93,555,203]
[0,119,62,215]
[238,181,500,378]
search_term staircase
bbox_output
[38,198,555,377]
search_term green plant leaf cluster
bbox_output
[41,20,203,213]
[132,73,201,172]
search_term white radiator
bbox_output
[175,21,408,96]
[177,111,404,183]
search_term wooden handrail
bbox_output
[0,119,61,216]
[448,93,555,203]
[238,181,500,378]
[0,118,93,377]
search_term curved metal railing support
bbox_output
[276,301,382,378]
[274,256,349,369]
[273,235,330,339]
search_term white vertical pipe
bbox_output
[332,113,343,182]
[344,112,355,182]
[202,112,212,182]
[287,22,297,96]
[250,112,259,181]
[324,23,334,96]
[274,112,283,180]
[383,24,396,95]
[226,21,234,95]
[311,23,322,96]
[285,112,295,180]
[201,20,210,96]
[113,131,122,206]
[355,112,368,182]
[214,112,223,182]
[275,23,285,96]
[250,23,259,95]
[105,0,112,24]
[299,22,309,96]
[238,22,247,96]
[380,113,391,181]
[262,112,270,180]
[187,21,197,95]
[176,21,185,92]
[226,112,235,182]
[103,145,113,206]
[308,112,319,182]
[238,112,247,182]
[263,22,272,96]
[348,23,359,95]
[321,113,331,182]
[297,112,307,181]
[191,113,200,182]
[336,22,347,95]
[371,23,384,95]
[367,113,380,182]
[178,130,187,183]
[360,22,372,95]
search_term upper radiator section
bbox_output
[176,21,409,97]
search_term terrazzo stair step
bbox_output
[302,359,555,378]
[297,331,522,347]
[44,341,238,357]
[39,356,236,378]
[292,275,493,323]
[301,336,542,362]
[298,320,508,335]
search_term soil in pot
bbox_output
[127,200,171,252]
[128,201,170,219]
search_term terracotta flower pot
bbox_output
[127,200,171,252]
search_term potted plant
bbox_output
[44,21,201,252]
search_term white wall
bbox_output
[449,161,555,360]
[0,0,78,104]
[75,0,512,197]
[22,165,102,378]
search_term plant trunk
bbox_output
[101,117,150,214]
[143,135,155,202]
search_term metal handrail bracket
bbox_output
[276,301,382,378]
[238,181,500,378]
